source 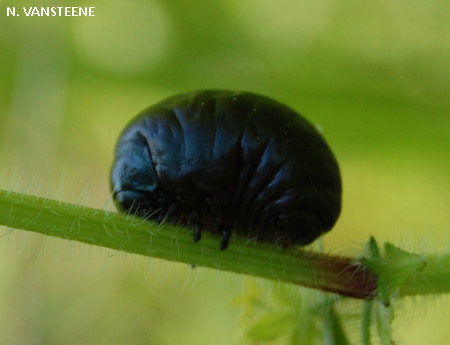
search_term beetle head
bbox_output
[110,130,160,218]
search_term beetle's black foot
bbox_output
[193,223,202,242]
[220,228,230,250]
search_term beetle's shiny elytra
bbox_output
[111,90,342,250]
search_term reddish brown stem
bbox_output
[290,252,378,299]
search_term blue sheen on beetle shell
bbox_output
[111,90,342,249]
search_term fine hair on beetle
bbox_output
[111,90,342,250]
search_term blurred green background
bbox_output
[1,0,449,344]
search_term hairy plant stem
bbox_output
[0,189,448,299]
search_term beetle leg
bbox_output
[220,227,231,250]
[190,211,202,243]
[193,223,202,242]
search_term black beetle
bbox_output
[111,90,341,249]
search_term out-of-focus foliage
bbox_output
[235,282,352,345]
[0,0,449,344]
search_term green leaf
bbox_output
[246,310,297,340]
[363,238,428,303]
[398,253,450,297]
[323,304,350,345]
[382,242,427,294]
[291,315,319,345]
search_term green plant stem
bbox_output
[0,189,376,298]
[0,189,448,299]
